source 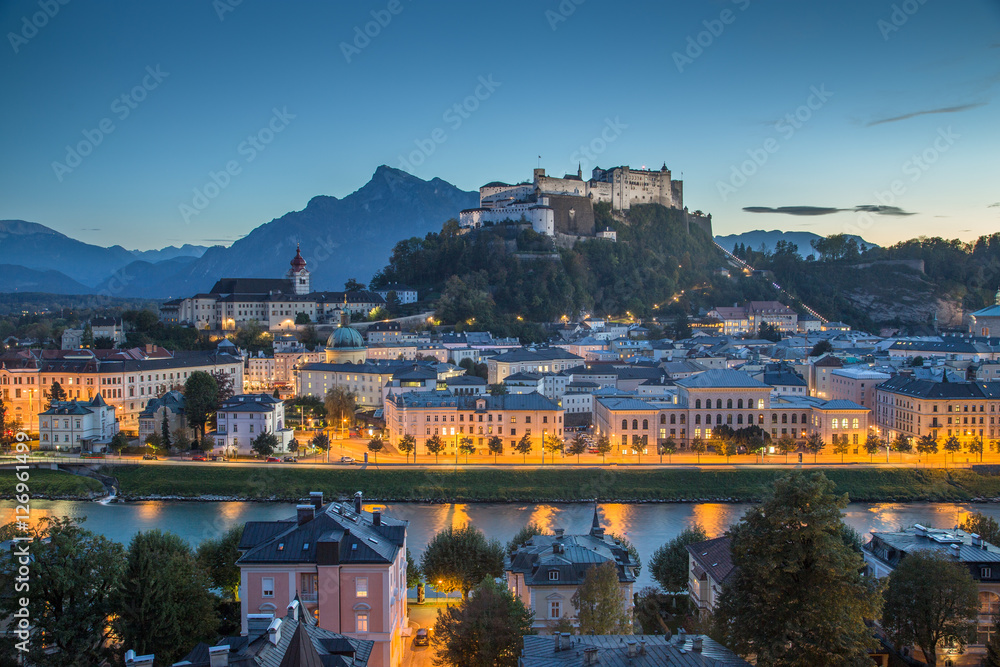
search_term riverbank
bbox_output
[8,465,993,503]
[6,466,1000,503]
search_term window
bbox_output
[550,601,561,618]
[262,577,274,597]
[356,577,368,598]
[632,419,638,430]
[356,613,369,633]
[622,419,628,430]
[983,568,993,579]
[548,570,559,581]
[695,399,701,409]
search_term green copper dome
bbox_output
[327,326,364,349]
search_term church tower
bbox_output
[287,244,310,295]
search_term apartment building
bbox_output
[38,395,117,452]
[875,375,1000,443]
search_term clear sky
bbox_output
[1,0,997,250]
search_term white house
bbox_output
[211,393,295,456]
[38,395,118,452]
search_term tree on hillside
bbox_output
[505,522,543,555]
[573,560,631,636]
[115,530,219,665]
[514,433,532,463]
[487,435,503,462]
[596,433,612,463]
[649,525,708,593]
[758,322,782,342]
[882,550,978,667]
[960,512,1000,546]
[324,386,357,434]
[398,434,416,463]
[432,577,534,667]
[420,525,504,600]
[425,434,445,463]
[344,278,365,292]
[183,371,219,441]
[809,339,833,356]
[0,517,123,667]
[714,472,882,666]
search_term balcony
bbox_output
[299,591,318,603]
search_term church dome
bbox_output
[290,244,307,272]
[327,326,364,349]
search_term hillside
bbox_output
[0,220,136,286]
[715,229,876,258]
[0,264,91,294]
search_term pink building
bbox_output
[238,491,408,667]
[829,367,891,412]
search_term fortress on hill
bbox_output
[459,163,710,238]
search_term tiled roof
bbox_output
[818,399,866,410]
[390,390,561,412]
[519,634,751,666]
[675,370,769,389]
[877,375,1000,400]
[686,536,734,585]
[491,348,583,363]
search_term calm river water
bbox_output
[3,500,999,588]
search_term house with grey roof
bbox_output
[686,536,734,619]
[38,394,117,452]
[519,632,751,667]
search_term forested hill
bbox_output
[371,203,740,337]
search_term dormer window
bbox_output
[548,570,559,581]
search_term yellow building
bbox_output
[876,375,1000,444]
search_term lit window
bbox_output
[356,577,368,598]
[550,601,561,618]
[356,613,369,633]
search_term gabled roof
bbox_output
[686,536,734,585]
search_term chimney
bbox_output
[296,504,315,525]
[626,640,638,657]
[583,647,600,665]
[560,632,571,651]
[973,533,983,547]
[914,524,928,537]
[247,613,274,639]
[209,645,231,667]
[124,651,155,667]
[287,599,300,622]
[354,491,363,513]
[951,543,961,559]
[267,618,283,646]
[310,491,324,510]
[639,639,646,656]
[373,509,381,527]
[692,636,704,652]
[553,633,561,652]
[554,528,565,539]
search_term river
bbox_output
[3,500,999,588]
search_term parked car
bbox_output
[282,456,298,463]
[192,455,207,461]
[142,454,158,460]
[414,628,430,646]
[339,456,355,464]
[265,456,281,463]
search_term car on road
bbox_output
[142,454,158,460]
[339,456,355,464]
[282,456,298,463]
[265,456,281,463]
[192,455,207,461]
[414,628,430,646]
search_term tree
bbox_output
[196,525,244,600]
[567,433,587,463]
[432,577,534,667]
[81,323,94,348]
[505,522,543,555]
[294,312,310,325]
[183,371,219,441]
[108,431,129,456]
[989,614,1000,667]
[608,532,641,576]
[832,434,850,462]
[776,434,796,463]
[916,433,939,462]
[0,517,123,667]
[160,409,172,449]
[596,433,612,463]
[892,433,912,460]
[458,436,475,463]
[969,436,985,462]
[658,436,677,463]
[714,472,882,666]
[311,431,330,453]
[406,548,422,590]
[344,278,365,292]
[864,431,882,461]
[487,435,503,462]
[488,383,508,396]
[398,434,416,463]
[514,433,532,463]
[943,435,962,463]
[426,434,444,463]
[93,336,115,349]
[882,550,978,667]
[324,386,357,434]
[809,339,833,356]
[367,437,384,463]
[144,431,163,452]
[543,434,563,463]
[690,437,706,463]
[804,432,824,462]
[210,370,235,402]
[251,432,278,458]
[420,525,504,600]
[959,511,1000,546]
[115,530,219,665]
[719,438,737,462]
[47,380,67,406]
[649,525,709,593]
[572,560,631,635]
[758,322,782,342]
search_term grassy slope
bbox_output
[0,469,105,497]
[94,465,1000,503]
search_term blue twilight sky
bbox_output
[0,0,998,250]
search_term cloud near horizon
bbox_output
[743,205,915,217]
[866,101,987,126]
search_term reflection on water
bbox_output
[4,500,1000,588]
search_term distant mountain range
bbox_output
[714,229,878,257]
[0,264,91,294]
[0,166,478,298]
